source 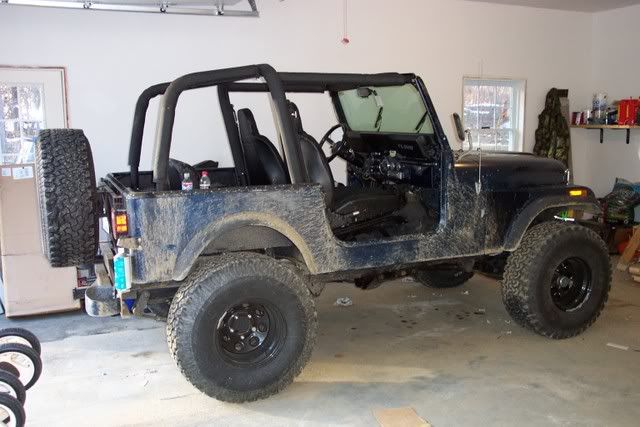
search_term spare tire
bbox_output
[35,129,98,267]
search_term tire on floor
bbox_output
[501,221,611,339]
[166,253,317,402]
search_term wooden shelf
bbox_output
[571,124,639,144]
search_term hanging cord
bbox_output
[341,0,350,44]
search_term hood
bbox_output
[454,152,567,190]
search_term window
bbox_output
[462,78,525,152]
[0,84,45,164]
[338,84,434,134]
[0,67,68,165]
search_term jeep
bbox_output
[34,64,610,402]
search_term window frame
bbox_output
[461,76,526,152]
[335,83,435,135]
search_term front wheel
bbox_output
[167,253,317,402]
[502,221,611,339]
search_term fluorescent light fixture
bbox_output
[0,0,259,16]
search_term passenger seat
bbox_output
[237,108,289,185]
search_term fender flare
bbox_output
[503,196,601,251]
[172,212,318,281]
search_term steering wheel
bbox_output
[318,124,348,162]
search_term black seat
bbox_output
[237,108,289,185]
[167,159,220,190]
[287,101,404,221]
[168,158,198,190]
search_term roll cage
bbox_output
[127,63,449,191]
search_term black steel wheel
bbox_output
[167,253,317,402]
[502,221,611,339]
[217,301,285,366]
[0,393,25,427]
[550,257,593,312]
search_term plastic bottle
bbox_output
[181,172,193,191]
[113,248,132,293]
[200,171,211,190]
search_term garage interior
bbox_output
[1,0,640,426]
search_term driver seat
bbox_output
[287,101,405,223]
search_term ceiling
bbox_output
[464,0,640,12]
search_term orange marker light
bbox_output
[113,212,129,235]
[569,189,586,197]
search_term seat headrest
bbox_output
[237,108,260,138]
[287,101,304,134]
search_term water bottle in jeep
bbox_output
[200,171,211,190]
[181,172,193,191]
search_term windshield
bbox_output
[337,84,434,134]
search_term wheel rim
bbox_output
[216,301,285,365]
[0,352,35,387]
[550,257,593,312]
[0,382,17,399]
[0,404,17,427]
[0,337,31,349]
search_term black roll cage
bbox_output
[127,63,447,191]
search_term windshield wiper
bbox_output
[414,111,428,132]
[374,106,384,130]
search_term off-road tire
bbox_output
[0,393,25,427]
[413,269,474,288]
[0,328,41,356]
[0,370,26,404]
[502,221,611,339]
[166,253,317,403]
[35,129,98,267]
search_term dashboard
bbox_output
[343,133,441,189]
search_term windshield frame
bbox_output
[331,82,435,135]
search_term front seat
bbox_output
[287,101,405,222]
[237,108,289,185]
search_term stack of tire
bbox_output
[0,328,43,427]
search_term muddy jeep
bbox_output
[35,64,610,402]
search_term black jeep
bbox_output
[34,64,610,403]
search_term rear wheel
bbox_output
[413,268,474,288]
[35,129,98,267]
[167,253,317,402]
[502,221,611,339]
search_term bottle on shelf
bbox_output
[200,171,211,190]
[181,172,193,191]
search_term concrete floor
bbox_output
[2,270,639,427]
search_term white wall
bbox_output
[569,3,640,196]
[0,0,594,183]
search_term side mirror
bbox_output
[452,113,465,141]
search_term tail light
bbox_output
[111,210,129,238]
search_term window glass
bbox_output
[338,84,434,134]
[462,78,525,152]
[0,83,45,164]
